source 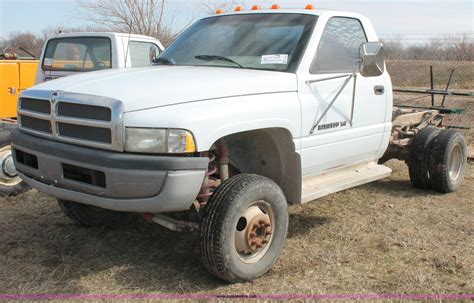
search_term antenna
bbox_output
[124,20,133,68]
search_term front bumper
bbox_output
[10,129,208,213]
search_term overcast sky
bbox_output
[0,0,472,39]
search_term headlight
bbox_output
[125,128,196,154]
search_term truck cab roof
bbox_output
[211,8,369,21]
[48,32,160,42]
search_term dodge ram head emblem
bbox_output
[50,91,59,103]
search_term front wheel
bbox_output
[200,174,288,283]
[0,128,30,196]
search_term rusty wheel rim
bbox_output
[234,200,274,264]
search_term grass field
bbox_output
[1,160,472,296]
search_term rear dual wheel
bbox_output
[409,128,467,193]
[200,174,288,283]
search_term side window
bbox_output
[128,41,161,67]
[310,17,367,74]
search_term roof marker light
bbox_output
[305,4,315,10]
[215,9,224,14]
[251,5,261,10]
[271,4,280,9]
[235,6,244,11]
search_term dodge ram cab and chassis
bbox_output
[11,8,468,282]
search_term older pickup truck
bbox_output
[11,7,468,282]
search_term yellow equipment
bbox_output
[0,59,39,119]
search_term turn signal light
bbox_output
[251,5,261,10]
[271,4,280,9]
[305,4,315,9]
[215,9,224,14]
[235,6,244,11]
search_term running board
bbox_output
[301,162,392,203]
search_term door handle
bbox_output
[374,85,385,95]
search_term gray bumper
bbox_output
[11,129,208,213]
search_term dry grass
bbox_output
[0,160,473,296]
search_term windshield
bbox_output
[42,37,111,72]
[157,13,318,72]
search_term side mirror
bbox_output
[359,42,384,77]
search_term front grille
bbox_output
[57,103,111,121]
[20,98,51,114]
[58,123,112,144]
[20,116,52,133]
[17,91,124,151]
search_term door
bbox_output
[0,62,19,118]
[299,17,387,176]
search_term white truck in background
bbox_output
[1,32,163,196]
[10,8,468,282]
[36,32,164,83]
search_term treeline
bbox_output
[383,34,473,61]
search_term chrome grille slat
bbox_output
[18,90,124,151]
[55,116,112,128]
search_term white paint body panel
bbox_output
[26,9,394,182]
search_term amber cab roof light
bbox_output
[251,5,261,10]
[215,9,224,14]
[305,4,315,10]
[271,4,280,9]
[235,6,244,11]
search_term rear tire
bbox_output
[0,127,30,197]
[428,130,468,193]
[200,174,288,283]
[58,200,127,227]
[408,127,440,189]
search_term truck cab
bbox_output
[36,32,164,84]
[11,7,468,283]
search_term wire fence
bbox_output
[386,60,474,156]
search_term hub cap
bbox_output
[234,201,274,263]
[0,146,21,186]
[449,145,463,182]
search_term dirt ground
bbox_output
[0,160,472,296]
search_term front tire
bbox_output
[200,174,288,283]
[58,200,127,227]
[0,128,30,196]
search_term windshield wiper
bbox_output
[152,57,175,65]
[195,55,244,68]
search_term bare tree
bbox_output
[0,32,45,58]
[77,0,177,45]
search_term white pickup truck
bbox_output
[36,32,164,83]
[1,32,163,196]
[10,8,468,282]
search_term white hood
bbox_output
[32,66,297,112]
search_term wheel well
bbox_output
[215,128,301,204]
